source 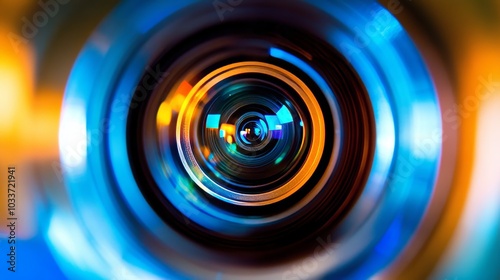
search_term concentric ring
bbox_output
[123,18,376,257]
[176,61,325,206]
[55,0,446,279]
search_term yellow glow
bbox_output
[157,81,191,126]
[395,38,500,279]
[202,146,211,159]
[429,43,500,277]
[172,81,192,112]
[220,123,235,136]
[0,27,35,237]
[26,91,62,159]
[434,94,500,278]
[156,101,171,126]
[171,88,189,111]
[0,42,32,134]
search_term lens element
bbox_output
[176,61,325,206]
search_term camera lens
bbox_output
[126,20,375,254]
[57,0,446,278]
[176,63,323,203]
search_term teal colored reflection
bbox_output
[264,115,280,130]
[276,105,294,124]
[206,114,221,129]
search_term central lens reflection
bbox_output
[198,80,306,191]
[240,119,265,145]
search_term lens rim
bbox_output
[176,61,326,206]
[57,1,445,279]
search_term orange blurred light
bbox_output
[157,80,192,126]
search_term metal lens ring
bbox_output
[57,0,443,279]
[127,18,374,253]
[176,61,325,206]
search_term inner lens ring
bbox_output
[177,61,325,206]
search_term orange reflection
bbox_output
[392,7,500,278]
[157,80,192,126]
[0,24,61,237]
[0,26,34,237]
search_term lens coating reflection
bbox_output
[54,0,444,279]
[176,62,323,205]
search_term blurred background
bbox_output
[0,0,499,279]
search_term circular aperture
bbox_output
[126,21,375,255]
[58,1,445,279]
[177,62,325,205]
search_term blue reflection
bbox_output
[276,105,294,124]
[206,114,221,129]
[264,115,280,129]
[309,0,441,279]
[375,217,401,257]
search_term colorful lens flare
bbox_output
[1,0,499,279]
